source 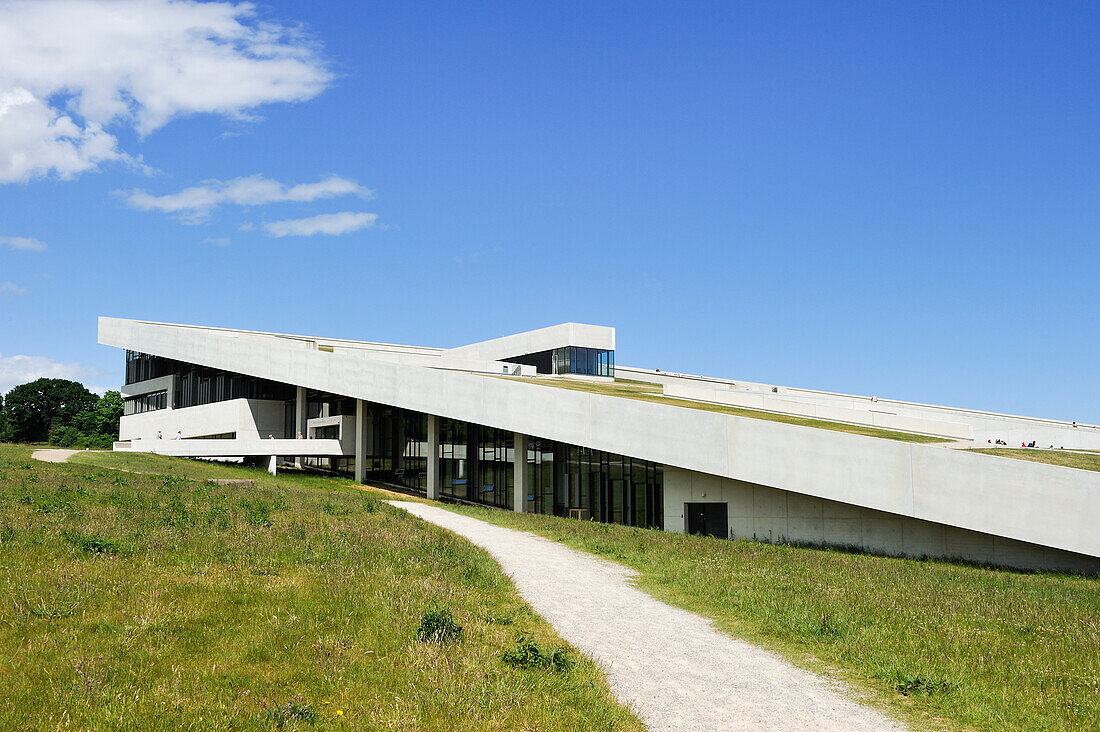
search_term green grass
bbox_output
[69,449,278,479]
[497,376,947,444]
[0,445,642,731]
[967,448,1100,473]
[435,501,1100,732]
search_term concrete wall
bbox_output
[663,467,1099,574]
[99,317,1100,564]
[120,437,345,458]
[445,322,615,361]
[306,414,357,456]
[664,381,974,439]
[121,374,174,401]
[119,398,286,441]
[622,365,1100,450]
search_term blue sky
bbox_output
[1,0,1098,421]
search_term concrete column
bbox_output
[426,414,440,500]
[354,399,367,483]
[267,455,278,476]
[513,432,528,513]
[294,386,307,467]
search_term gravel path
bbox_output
[391,501,907,732]
[30,449,81,463]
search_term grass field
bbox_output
[497,376,947,444]
[439,501,1100,732]
[967,448,1100,473]
[0,445,641,730]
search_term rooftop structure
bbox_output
[100,317,1100,573]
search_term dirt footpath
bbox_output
[391,501,908,732]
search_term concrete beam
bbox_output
[426,414,440,500]
[354,399,367,483]
[513,432,528,512]
[294,386,307,467]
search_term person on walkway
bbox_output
[155,430,162,440]
[174,431,182,440]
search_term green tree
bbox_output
[2,378,98,444]
[47,424,81,447]
[93,391,124,439]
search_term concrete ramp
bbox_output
[115,438,346,458]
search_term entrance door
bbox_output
[685,503,728,538]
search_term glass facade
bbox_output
[123,390,167,415]
[302,397,428,492]
[551,347,614,377]
[439,417,662,527]
[125,350,177,384]
[509,347,615,377]
[123,351,295,411]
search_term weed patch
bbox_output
[265,695,317,727]
[62,530,128,556]
[503,635,575,674]
[416,608,463,644]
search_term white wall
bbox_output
[445,322,615,361]
[663,467,1099,573]
[306,414,357,455]
[119,398,285,441]
[622,365,1100,450]
[664,381,975,439]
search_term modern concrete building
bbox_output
[101,317,1100,573]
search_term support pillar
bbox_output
[294,386,307,467]
[354,399,367,483]
[267,455,278,476]
[513,432,528,513]
[426,415,440,500]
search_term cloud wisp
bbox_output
[0,282,28,299]
[263,212,378,238]
[0,352,113,394]
[0,235,47,251]
[0,0,332,184]
[122,174,371,223]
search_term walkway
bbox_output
[30,449,81,463]
[391,501,907,732]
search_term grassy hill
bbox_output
[440,498,1100,732]
[18,447,1100,731]
[0,445,641,730]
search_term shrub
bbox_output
[890,672,957,696]
[265,695,317,727]
[47,424,80,448]
[502,635,574,674]
[416,608,463,644]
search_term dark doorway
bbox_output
[685,503,728,538]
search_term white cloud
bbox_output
[0,235,47,251]
[263,211,378,238]
[204,236,231,247]
[0,87,129,182]
[122,174,371,222]
[0,282,27,298]
[0,0,332,184]
[0,353,113,395]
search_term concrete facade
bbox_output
[621,366,1100,450]
[663,467,1098,573]
[118,397,285,441]
[103,317,1100,572]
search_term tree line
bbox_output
[0,378,123,448]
